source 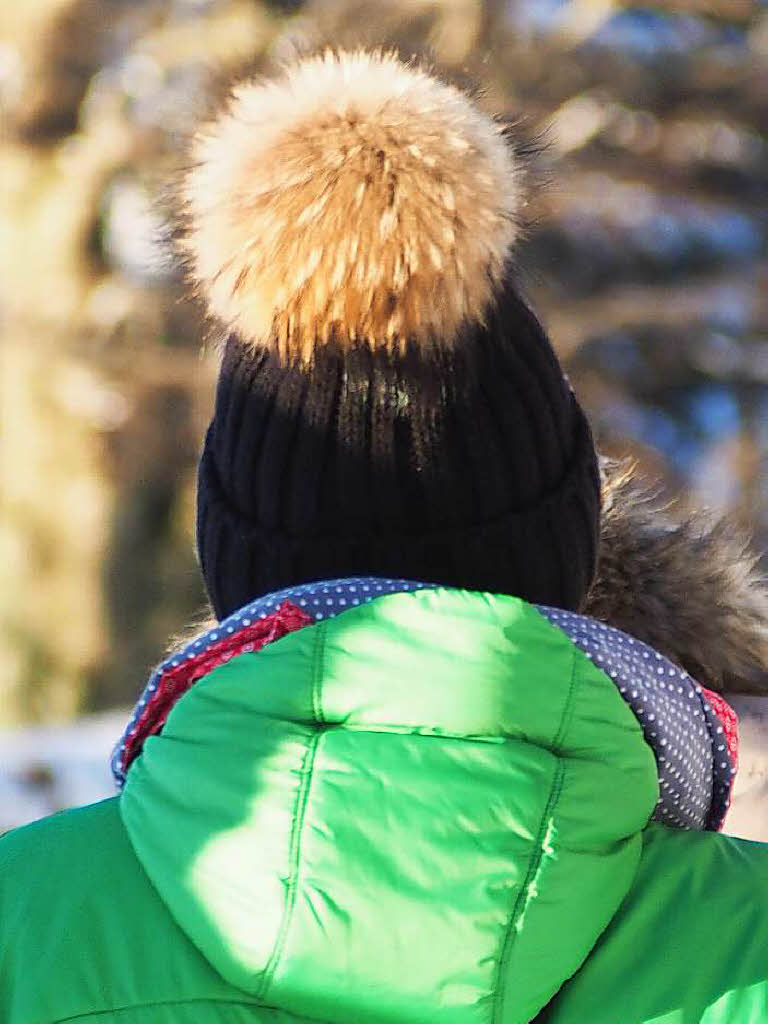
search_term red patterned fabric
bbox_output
[701,686,739,827]
[701,686,739,774]
[121,600,312,776]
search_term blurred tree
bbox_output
[0,0,765,723]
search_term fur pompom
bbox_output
[181,50,524,362]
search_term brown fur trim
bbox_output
[181,49,524,363]
[587,459,768,695]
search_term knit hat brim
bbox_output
[196,286,600,619]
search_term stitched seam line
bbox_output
[259,622,327,998]
[553,645,580,752]
[491,651,580,1024]
[492,759,566,1024]
[311,623,327,725]
[258,730,320,1001]
[47,996,337,1023]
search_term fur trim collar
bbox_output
[587,460,768,695]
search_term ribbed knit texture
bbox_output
[197,282,601,620]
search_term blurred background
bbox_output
[1,0,767,829]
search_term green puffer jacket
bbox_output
[2,589,768,1024]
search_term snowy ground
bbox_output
[0,711,125,834]
[722,697,768,842]
[2,700,767,840]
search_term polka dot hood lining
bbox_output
[112,577,738,831]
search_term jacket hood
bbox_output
[121,588,657,1024]
[587,459,768,695]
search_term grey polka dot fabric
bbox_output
[113,577,733,830]
[537,606,733,831]
[229,576,428,621]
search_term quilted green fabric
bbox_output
[121,590,657,1023]
[4,589,767,1023]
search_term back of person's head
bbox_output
[183,49,600,620]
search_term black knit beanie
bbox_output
[184,50,600,621]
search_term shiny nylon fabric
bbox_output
[0,798,321,1024]
[122,589,658,1024]
[4,590,768,1024]
[542,822,768,1024]
[6,804,768,1021]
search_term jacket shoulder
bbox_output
[1,795,124,873]
[546,823,768,1023]
[0,798,259,1024]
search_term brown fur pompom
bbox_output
[181,50,524,363]
[587,459,768,694]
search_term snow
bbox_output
[0,712,124,834]
[722,697,768,843]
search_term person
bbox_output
[1,49,767,1024]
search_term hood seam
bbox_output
[553,646,580,753]
[311,623,328,724]
[493,758,567,1024]
[258,730,322,1003]
[492,646,580,1023]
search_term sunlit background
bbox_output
[2,0,767,828]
